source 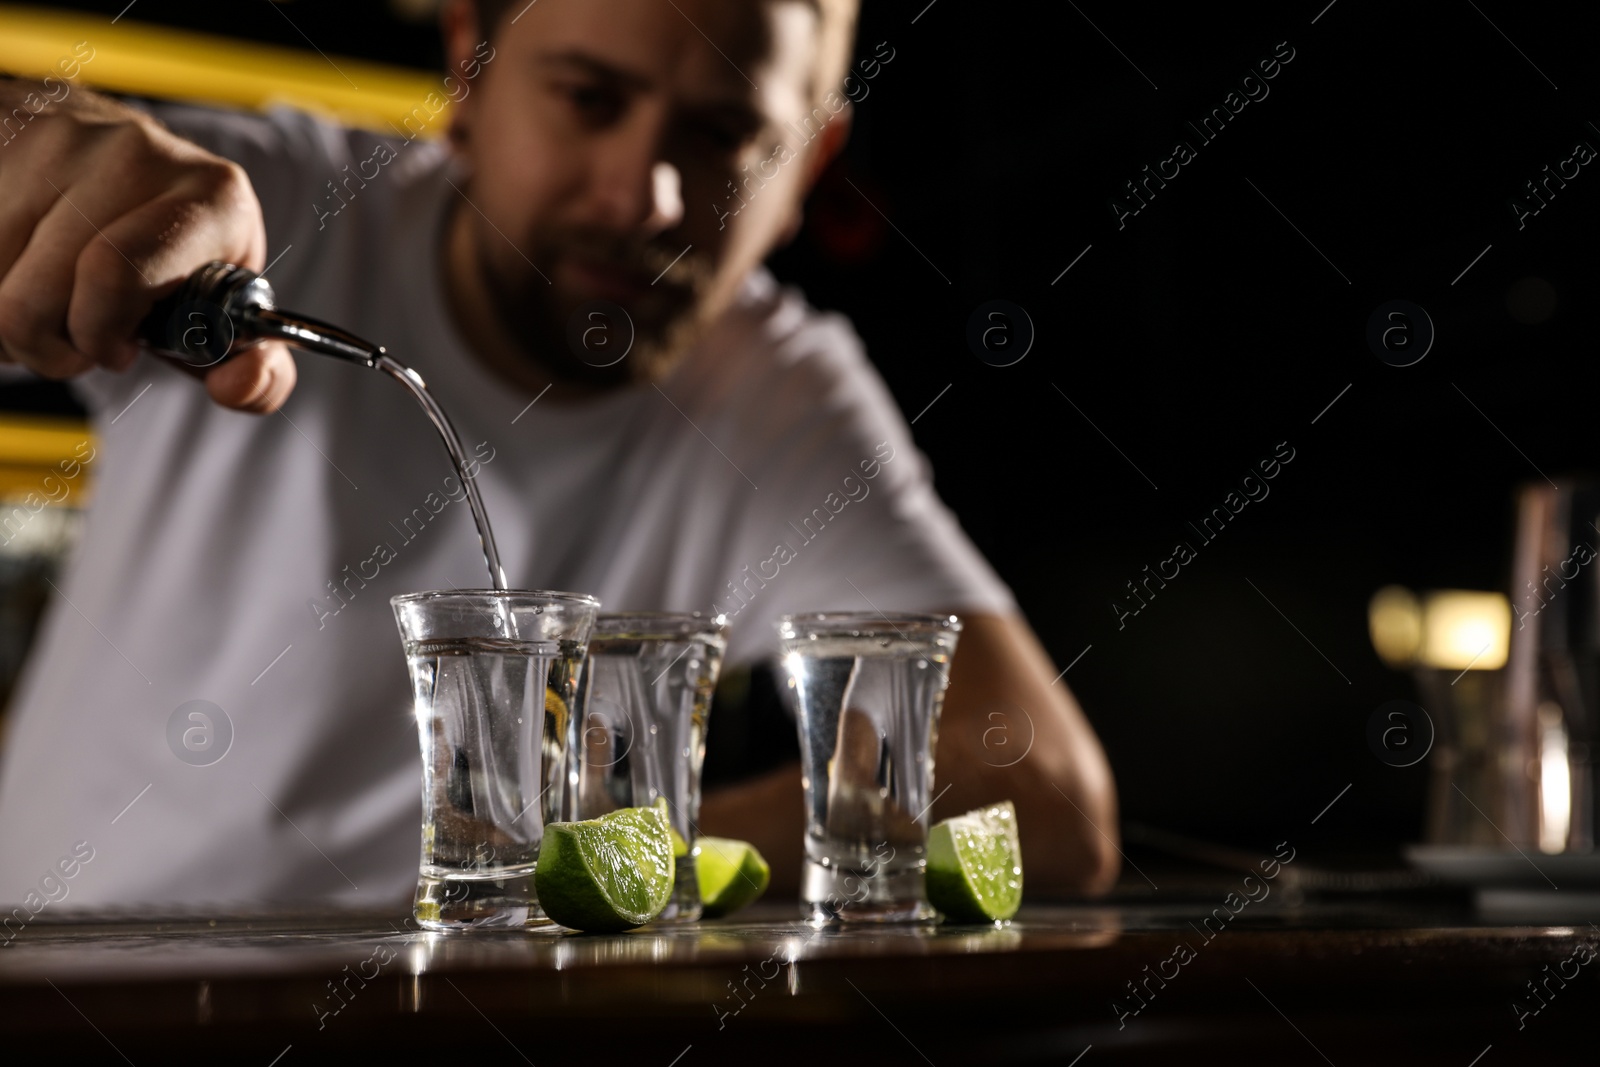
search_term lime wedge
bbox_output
[534,806,675,932]
[653,797,690,858]
[926,800,1022,922]
[695,837,770,918]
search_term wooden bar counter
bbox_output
[1,890,1594,1065]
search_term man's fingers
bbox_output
[0,111,268,388]
[0,165,66,313]
[68,167,264,369]
[204,342,296,413]
[0,284,93,378]
[0,126,182,375]
[0,189,102,378]
[0,99,290,415]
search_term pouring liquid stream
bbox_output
[136,262,510,594]
[372,353,507,592]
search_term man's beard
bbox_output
[477,225,709,390]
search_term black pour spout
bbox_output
[138,261,381,368]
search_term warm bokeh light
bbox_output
[1369,587,1511,671]
[1418,590,1511,671]
[1368,585,1423,668]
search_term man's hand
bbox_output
[0,79,295,412]
[700,614,1120,898]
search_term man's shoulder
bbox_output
[675,269,896,429]
[727,269,863,373]
[658,269,919,500]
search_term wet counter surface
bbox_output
[1,896,1595,1064]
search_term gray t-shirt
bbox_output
[0,104,1014,909]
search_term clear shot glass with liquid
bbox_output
[391,589,600,930]
[777,612,962,925]
[569,612,729,922]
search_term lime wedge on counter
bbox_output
[926,800,1022,922]
[696,837,770,918]
[653,797,690,858]
[534,806,675,932]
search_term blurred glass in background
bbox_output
[1372,480,1600,858]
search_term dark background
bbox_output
[10,0,1599,858]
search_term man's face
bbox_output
[447,0,827,387]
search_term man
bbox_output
[0,0,1117,906]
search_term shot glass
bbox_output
[777,612,962,924]
[391,589,600,930]
[569,612,728,922]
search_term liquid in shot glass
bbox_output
[776,612,962,924]
[569,612,728,922]
[392,589,599,929]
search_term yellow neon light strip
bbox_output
[0,415,94,504]
[0,4,447,135]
